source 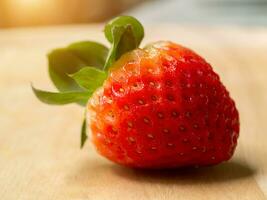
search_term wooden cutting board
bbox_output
[0,25,267,200]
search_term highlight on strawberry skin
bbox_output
[32,16,239,169]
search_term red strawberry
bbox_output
[87,41,239,168]
[33,16,239,169]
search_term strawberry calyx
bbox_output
[32,16,145,147]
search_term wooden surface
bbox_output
[0,24,267,200]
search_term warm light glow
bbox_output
[8,0,51,9]
[3,0,54,26]
[14,0,42,6]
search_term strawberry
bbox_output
[88,41,239,168]
[33,16,239,168]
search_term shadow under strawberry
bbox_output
[67,159,255,186]
[111,160,255,184]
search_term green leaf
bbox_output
[80,118,88,148]
[104,26,135,69]
[68,42,108,67]
[32,86,92,106]
[104,16,144,45]
[103,16,144,70]
[69,67,107,91]
[48,41,108,92]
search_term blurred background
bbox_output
[1,1,267,199]
[0,0,267,28]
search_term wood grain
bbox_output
[0,25,267,200]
